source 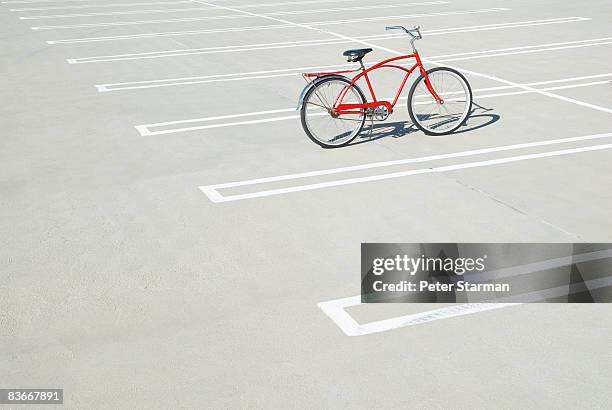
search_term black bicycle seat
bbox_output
[343,48,373,62]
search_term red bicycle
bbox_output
[298,26,473,148]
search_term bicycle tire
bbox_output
[408,67,473,136]
[300,75,367,148]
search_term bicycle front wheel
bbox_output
[408,67,472,135]
[300,76,366,148]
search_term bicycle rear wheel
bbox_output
[300,76,366,148]
[408,67,472,135]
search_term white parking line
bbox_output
[12,0,353,15]
[69,37,353,61]
[319,298,520,336]
[138,78,612,135]
[232,0,411,9]
[65,17,587,61]
[198,132,612,202]
[96,38,611,91]
[19,7,213,19]
[135,107,298,138]
[203,143,612,202]
[47,7,509,43]
[195,0,609,122]
[30,1,447,28]
[135,0,612,132]
[33,14,266,30]
[3,0,89,3]
[97,63,355,92]
[452,68,612,117]
[434,39,612,63]
[318,250,612,336]
[9,0,194,12]
[59,6,507,30]
[23,0,447,19]
[133,75,612,135]
[6,0,383,11]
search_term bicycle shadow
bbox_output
[349,103,500,146]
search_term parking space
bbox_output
[2,0,612,407]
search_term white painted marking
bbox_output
[63,17,587,64]
[103,0,612,220]
[69,38,350,62]
[96,64,356,92]
[319,297,520,336]
[133,76,612,134]
[513,73,612,86]
[198,186,226,203]
[206,143,612,201]
[306,8,508,27]
[32,14,262,30]
[451,67,612,117]
[243,0,449,16]
[155,108,298,127]
[168,1,611,145]
[94,38,612,91]
[29,1,446,26]
[205,132,612,189]
[63,17,588,60]
[133,3,610,137]
[233,0,405,9]
[37,6,509,30]
[198,133,612,202]
[433,39,612,63]
[3,0,88,3]
[47,7,508,43]
[471,79,612,99]
[18,0,405,17]
[96,63,356,91]
[131,81,608,133]
[319,250,612,335]
[52,23,297,43]
[9,0,193,11]
[19,7,212,19]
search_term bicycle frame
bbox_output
[303,51,444,116]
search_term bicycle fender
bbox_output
[296,74,349,111]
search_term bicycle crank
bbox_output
[367,105,390,121]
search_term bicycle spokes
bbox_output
[409,68,472,134]
[301,78,366,147]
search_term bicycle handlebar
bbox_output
[385,25,422,45]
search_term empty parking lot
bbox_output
[2,0,612,407]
